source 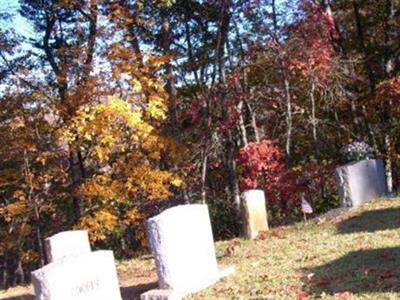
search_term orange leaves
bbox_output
[0,237,17,255]
[63,93,182,247]
[77,210,118,242]
[9,116,25,130]
[123,208,142,225]
[21,250,40,264]
[62,96,152,146]
[147,95,167,120]
[374,76,400,111]
[78,175,121,202]
[129,163,179,201]
[145,53,171,69]
[377,76,400,98]
[0,200,28,223]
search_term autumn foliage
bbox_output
[1,0,400,288]
[239,140,296,208]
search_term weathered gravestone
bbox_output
[241,189,269,239]
[31,250,122,300]
[336,158,387,207]
[141,204,234,300]
[45,230,91,263]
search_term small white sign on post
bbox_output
[45,230,91,263]
[142,204,234,299]
[31,250,122,300]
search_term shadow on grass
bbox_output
[0,282,158,300]
[1,295,34,300]
[120,281,158,300]
[337,207,400,234]
[304,247,400,296]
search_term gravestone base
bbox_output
[140,289,181,300]
[218,266,235,278]
[141,266,235,300]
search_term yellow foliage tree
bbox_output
[62,95,183,245]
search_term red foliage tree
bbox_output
[238,140,297,211]
[288,0,336,83]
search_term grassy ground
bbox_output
[2,198,400,300]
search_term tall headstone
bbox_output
[45,230,91,263]
[241,189,269,239]
[31,250,122,300]
[336,158,387,207]
[143,204,233,299]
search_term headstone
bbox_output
[31,250,122,300]
[45,230,91,263]
[143,204,234,299]
[241,189,269,239]
[140,289,180,300]
[336,158,387,207]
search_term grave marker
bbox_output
[31,250,122,300]
[45,230,91,263]
[241,189,269,239]
[337,158,387,207]
[142,204,234,299]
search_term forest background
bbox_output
[1,0,400,288]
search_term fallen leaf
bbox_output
[297,291,309,299]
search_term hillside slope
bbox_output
[1,199,400,300]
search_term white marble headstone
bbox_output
[146,204,232,298]
[31,250,122,300]
[337,158,387,207]
[45,230,91,263]
[241,189,269,239]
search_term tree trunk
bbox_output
[1,258,7,289]
[226,132,241,211]
[246,101,260,143]
[184,10,201,86]
[24,150,46,267]
[237,100,248,146]
[161,8,178,127]
[284,77,293,163]
[385,134,393,194]
[382,0,395,195]
[201,148,208,204]
[69,150,85,222]
[272,0,293,164]
[310,79,319,156]
[212,0,230,86]
[352,0,375,92]
[320,0,347,56]
[13,259,24,285]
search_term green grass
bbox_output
[189,198,400,299]
[2,198,400,300]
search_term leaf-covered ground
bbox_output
[2,198,400,300]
